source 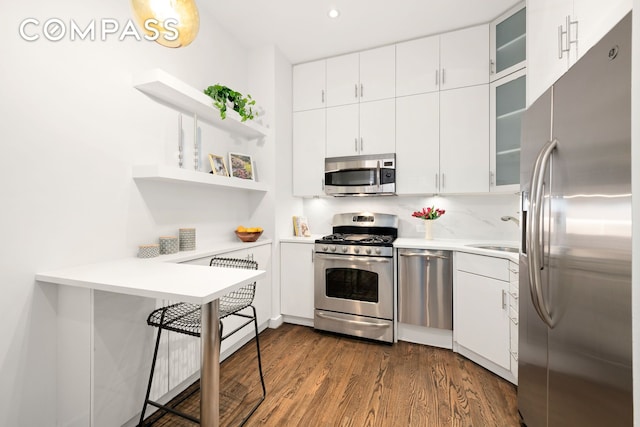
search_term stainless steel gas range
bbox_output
[314,212,398,343]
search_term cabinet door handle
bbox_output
[354,138,358,153]
[490,171,495,187]
[567,15,578,51]
[360,83,364,98]
[321,178,325,190]
[355,83,358,98]
[490,59,495,75]
[558,24,564,59]
[311,249,315,263]
[558,16,577,59]
[321,89,325,104]
[441,68,446,85]
[502,289,507,309]
[360,137,364,152]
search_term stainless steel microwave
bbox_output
[324,154,396,196]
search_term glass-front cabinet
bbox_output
[490,68,526,192]
[490,2,526,193]
[490,3,526,82]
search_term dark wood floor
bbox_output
[146,323,519,426]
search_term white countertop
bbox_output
[279,235,323,243]
[278,235,518,262]
[35,240,272,304]
[394,238,519,262]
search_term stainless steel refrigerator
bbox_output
[518,13,632,427]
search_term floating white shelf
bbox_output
[133,69,269,139]
[132,164,269,192]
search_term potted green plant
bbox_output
[203,84,257,122]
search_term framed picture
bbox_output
[208,154,229,176]
[228,152,255,180]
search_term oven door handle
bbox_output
[315,254,391,263]
[316,312,391,328]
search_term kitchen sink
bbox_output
[466,244,519,253]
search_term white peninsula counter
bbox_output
[36,249,267,427]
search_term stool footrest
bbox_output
[143,399,200,425]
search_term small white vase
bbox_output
[424,220,433,240]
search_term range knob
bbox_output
[375,248,382,255]
[342,246,348,253]
[322,246,328,251]
[365,248,372,255]
[330,246,337,252]
[353,247,360,254]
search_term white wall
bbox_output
[1,0,262,425]
[301,193,520,241]
[246,44,299,325]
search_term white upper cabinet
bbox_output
[359,99,396,155]
[326,100,395,158]
[396,25,489,96]
[326,53,359,107]
[293,109,326,196]
[326,104,360,157]
[490,3,526,82]
[396,93,440,194]
[439,85,490,194]
[326,45,395,107]
[439,24,490,90]
[527,0,630,106]
[396,35,440,97]
[527,0,573,106]
[293,59,326,112]
[359,46,396,102]
[573,0,632,59]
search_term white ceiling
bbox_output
[202,0,522,64]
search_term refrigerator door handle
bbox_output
[527,139,557,328]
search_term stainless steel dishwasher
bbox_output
[398,249,453,329]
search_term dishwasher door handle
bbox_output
[399,252,449,260]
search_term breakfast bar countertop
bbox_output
[35,257,266,304]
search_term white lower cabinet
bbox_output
[280,241,315,324]
[454,252,516,383]
[508,261,519,380]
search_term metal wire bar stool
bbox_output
[138,256,266,426]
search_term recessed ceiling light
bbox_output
[328,8,340,19]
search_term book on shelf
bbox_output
[292,216,311,237]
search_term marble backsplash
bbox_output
[301,193,521,242]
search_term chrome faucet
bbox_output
[501,215,520,226]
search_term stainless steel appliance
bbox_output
[324,153,396,196]
[397,249,453,330]
[314,212,397,343]
[519,13,632,427]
